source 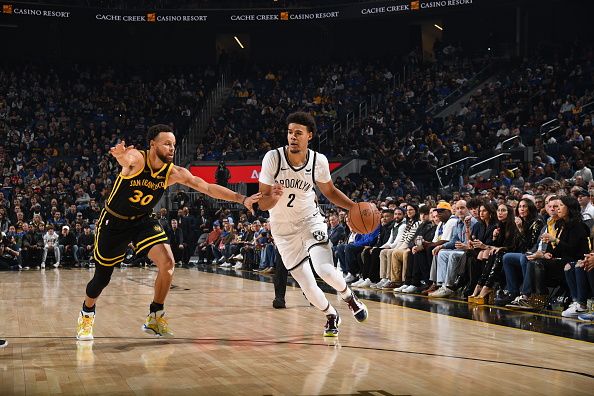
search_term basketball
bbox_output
[348,202,381,234]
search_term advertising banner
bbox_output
[190,162,343,184]
[1,0,477,24]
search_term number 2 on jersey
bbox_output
[287,193,296,207]
[129,190,154,206]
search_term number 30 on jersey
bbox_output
[129,190,154,206]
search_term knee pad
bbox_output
[86,264,114,298]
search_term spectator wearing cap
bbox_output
[574,188,594,221]
[58,225,78,267]
[429,200,479,298]
[421,201,458,295]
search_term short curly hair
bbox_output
[147,124,174,145]
[286,111,316,134]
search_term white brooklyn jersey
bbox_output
[259,147,331,223]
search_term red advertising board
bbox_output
[190,162,343,184]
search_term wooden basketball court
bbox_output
[1,267,593,395]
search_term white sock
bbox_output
[323,304,338,316]
[339,286,353,301]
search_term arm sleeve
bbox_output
[258,150,278,186]
[314,153,332,183]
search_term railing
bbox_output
[539,117,559,136]
[346,111,354,131]
[468,153,511,179]
[174,73,228,167]
[500,135,521,151]
[358,101,367,121]
[540,125,560,138]
[435,156,477,188]
[332,121,341,142]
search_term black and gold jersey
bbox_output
[105,150,173,220]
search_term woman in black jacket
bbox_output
[508,196,590,310]
[469,204,521,304]
[499,198,545,305]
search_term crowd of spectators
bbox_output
[198,43,593,203]
[0,62,216,269]
[194,182,593,320]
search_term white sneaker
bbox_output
[429,286,453,298]
[233,262,243,269]
[402,285,420,293]
[357,278,372,288]
[344,273,356,283]
[220,262,231,268]
[351,278,364,287]
[562,302,587,318]
[41,263,45,269]
[233,254,243,260]
[53,262,60,268]
[394,284,409,292]
[378,278,391,288]
[369,280,384,289]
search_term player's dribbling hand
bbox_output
[243,192,262,215]
[109,140,135,158]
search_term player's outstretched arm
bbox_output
[168,166,261,213]
[257,182,283,211]
[109,140,143,174]
[316,180,356,211]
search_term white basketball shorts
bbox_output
[270,211,330,271]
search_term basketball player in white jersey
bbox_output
[258,111,368,336]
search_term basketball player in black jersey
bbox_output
[76,124,261,340]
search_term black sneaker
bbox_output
[344,293,368,322]
[324,314,341,337]
[0,339,7,348]
[272,298,286,309]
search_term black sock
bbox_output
[150,302,164,313]
[82,302,95,313]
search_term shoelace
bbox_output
[79,316,93,333]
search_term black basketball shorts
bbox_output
[93,209,169,267]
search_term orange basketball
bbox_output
[348,202,380,234]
